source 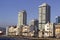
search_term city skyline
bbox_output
[0,0,60,28]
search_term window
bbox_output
[42,7,46,14]
[39,8,42,13]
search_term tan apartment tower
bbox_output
[17,10,27,28]
[38,3,50,30]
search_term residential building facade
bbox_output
[44,23,55,37]
[22,25,34,37]
[17,10,27,28]
[38,3,50,37]
[38,3,50,30]
[29,19,38,37]
[55,24,60,38]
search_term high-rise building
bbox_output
[17,10,27,28]
[29,19,38,27]
[56,16,60,23]
[38,3,50,30]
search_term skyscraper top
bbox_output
[31,19,38,22]
[18,10,26,14]
[38,3,49,7]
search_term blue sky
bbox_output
[0,0,60,27]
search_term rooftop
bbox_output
[38,3,49,7]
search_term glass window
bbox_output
[42,15,45,20]
[42,7,46,14]
[39,8,42,13]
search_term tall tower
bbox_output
[39,3,50,30]
[17,10,27,27]
[56,16,60,23]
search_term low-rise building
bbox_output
[6,26,18,36]
[38,22,55,38]
[38,30,43,37]
[22,25,34,37]
[29,19,38,37]
[22,25,30,36]
[6,25,37,37]
[44,22,55,37]
[55,23,60,38]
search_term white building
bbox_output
[38,22,55,37]
[17,10,27,28]
[22,25,30,33]
[17,10,27,35]
[6,26,20,36]
[22,25,30,36]
[38,3,50,30]
[44,22,55,37]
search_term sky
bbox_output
[0,0,60,28]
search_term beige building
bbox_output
[38,30,43,37]
[22,25,30,33]
[6,26,19,36]
[55,23,60,38]
[22,25,34,37]
[22,25,30,36]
